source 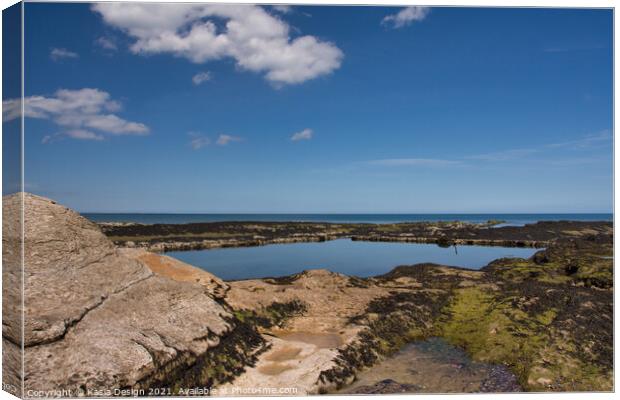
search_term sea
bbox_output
[83,213,613,226]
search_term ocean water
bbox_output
[84,213,613,225]
[166,239,539,281]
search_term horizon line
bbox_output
[81,211,614,215]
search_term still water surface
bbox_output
[167,239,538,280]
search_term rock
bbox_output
[223,269,387,395]
[2,193,237,393]
[218,335,338,396]
[2,193,23,396]
[349,379,423,394]
[479,365,521,392]
[119,248,229,299]
[226,268,390,338]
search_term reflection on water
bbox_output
[341,338,521,394]
[167,239,538,280]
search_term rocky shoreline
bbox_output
[3,193,613,396]
[97,219,611,252]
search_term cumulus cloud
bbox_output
[382,6,430,28]
[95,36,118,51]
[2,88,149,142]
[50,48,79,61]
[92,4,343,85]
[291,128,313,141]
[216,134,242,145]
[2,99,21,122]
[192,71,212,85]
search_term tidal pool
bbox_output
[166,239,538,280]
[341,337,521,394]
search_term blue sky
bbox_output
[4,4,613,213]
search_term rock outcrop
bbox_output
[119,248,229,300]
[2,193,24,396]
[2,194,242,395]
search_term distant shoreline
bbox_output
[97,219,612,253]
[85,212,614,225]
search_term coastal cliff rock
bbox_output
[2,194,244,394]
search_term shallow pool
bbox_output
[340,337,521,394]
[166,239,538,281]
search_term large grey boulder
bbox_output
[2,193,234,394]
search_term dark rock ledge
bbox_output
[98,218,611,253]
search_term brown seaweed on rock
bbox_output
[318,237,613,393]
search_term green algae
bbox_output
[319,238,612,393]
[437,286,552,386]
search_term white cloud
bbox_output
[358,131,612,170]
[382,6,430,29]
[290,128,313,141]
[192,71,212,85]
[368,158,460,167]
[272,5,292,14]
[95,36,118,51]
[189,134,211,150]
[216,134,242,145]
[2,88,148,142]
[42,129,105,144]
[188,133,242,148]
[546,130,612,150]
[2,99,21,122]
[468,131,613,161]
[50,48,79,61]
[66,129,104,141]
[92,4,343,85]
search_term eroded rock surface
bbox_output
[221,269,393,394]
[119,248,229,299]
[2,194,242,394]
[3,193,23,396]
